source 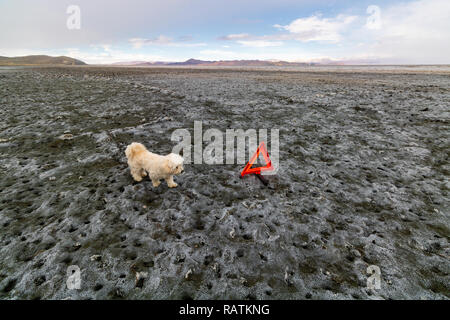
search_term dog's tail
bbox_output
[125,142,147,160]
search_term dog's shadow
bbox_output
[131,177,183,195]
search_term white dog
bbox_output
[125,142,184,188]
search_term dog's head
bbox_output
[166,153,184,175]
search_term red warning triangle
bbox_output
[241,141,274,177]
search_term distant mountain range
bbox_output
[0,55,87,66]
[111,58,316,67]
[0,55,382,67]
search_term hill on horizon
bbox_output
[0,55,87,66]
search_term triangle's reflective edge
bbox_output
[240,141,274,177]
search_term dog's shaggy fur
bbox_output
[125,142,184,188]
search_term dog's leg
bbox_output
[166,176,178,188]
[140,168,147,177]
[151,179,161,188]
[130,167,143,182]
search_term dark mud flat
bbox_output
[0,66,449,300]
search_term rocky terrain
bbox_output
[0,65,448,300]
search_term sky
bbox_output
[0,0,449,64]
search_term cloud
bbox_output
[129,36,206,49]
[218,13,357,45]
[129,36,173,48]
[366,0,450,63]
[217,33,251,41]
[265,0,450,63]
[177,35,194,42]
[237,40,283,47]
[274,14,357,42]
[89,44,113,53]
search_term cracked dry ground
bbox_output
[0,66,449,299]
